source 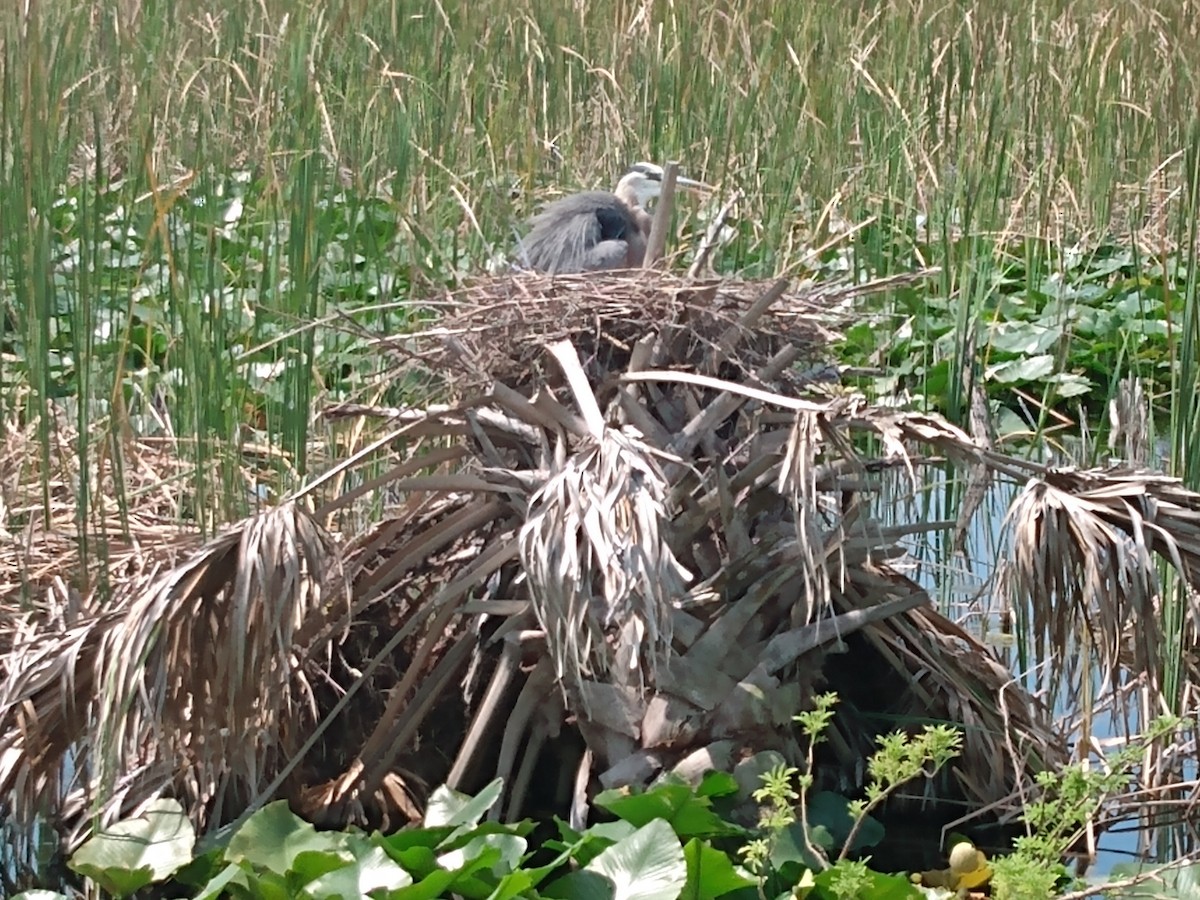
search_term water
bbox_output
[869,460,1195,875]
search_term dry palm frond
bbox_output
[0,501,346,854]
[519,342,691,701]
[521,425,690,696]
[94,502,344,823]
[1003,468,1200,701]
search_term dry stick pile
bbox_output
[7,269,1200,877]
[314,270,1064,832]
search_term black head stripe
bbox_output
[627,162,662,181]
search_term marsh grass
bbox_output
[5,0,1196,453]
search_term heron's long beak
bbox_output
[675,175,713,193]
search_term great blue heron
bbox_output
[517,162,709,274]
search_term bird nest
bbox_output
[386,269,919,396]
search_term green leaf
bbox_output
[984,354,1056,384]
[438,832,527,876]
[680,838,757,900]
[768,820,825,871]
[378,826,457,854]
[381,844,440,878]
[812,865,921,900]
[191,861,249,900]
[986,320,1063,355]
[595,781,736,838]
[226,801,352,875]
[806,791,884,851]
[437,820,535,852]
[1045,372,1093,398]
[291,848,361,884]
[695,771,740,799]
[485,869,535,900]
[387,868,458,900]
[68,798,196,898]
[546,818,687,900]
[552,820,637,868]
[423,778,504,829]
[303,844,413,899]
[172,846,228,888]
[389,844,502,900]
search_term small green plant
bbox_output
[798,693,963,868]
[740,761,800,877]
[990,714,1191,900]
[739,692,962,899]
[840,721,963,862]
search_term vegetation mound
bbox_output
[1,269,1096,883]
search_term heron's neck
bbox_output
[614,180,643,209]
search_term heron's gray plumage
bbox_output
[519,190,648,274]
[515,163,708,276]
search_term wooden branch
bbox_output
[706,277,791,374]
[644,161,680,268]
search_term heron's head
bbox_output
[616,162,710,208]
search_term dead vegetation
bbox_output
[1,269,1198,887]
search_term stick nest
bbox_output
[390,270,910,394]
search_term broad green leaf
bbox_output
[303,845,413,899]
[378,826,457,854]
[984,354,1056,384]
[986,320,1062,354]
[576,818,687,900]
[290,848,361,884]
[542,870,614,900]
[173,846,229,888]
[423,778,504,829]
[236,866,292,900]
[69,798,195,898]
[768,820,825,871]
[588,820,638,842]
[438,832,526,874]
[226,801,351,875]
[485,869,534,900]
[191,861,249,900]
[805,791,884,851]
[680,838,757,900]
[596,782,735,838]
[381,844,439,877]
[695,771,740,799]
[388,844,501,900]
[813,866,921,900]
[541,820,635,869]
[388,867,457,900]
[1045,372,1093,398]
[437,820,535,853]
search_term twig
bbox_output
[1056,853,1200,899]
[706,277,791,374]
[687,188,743,278]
